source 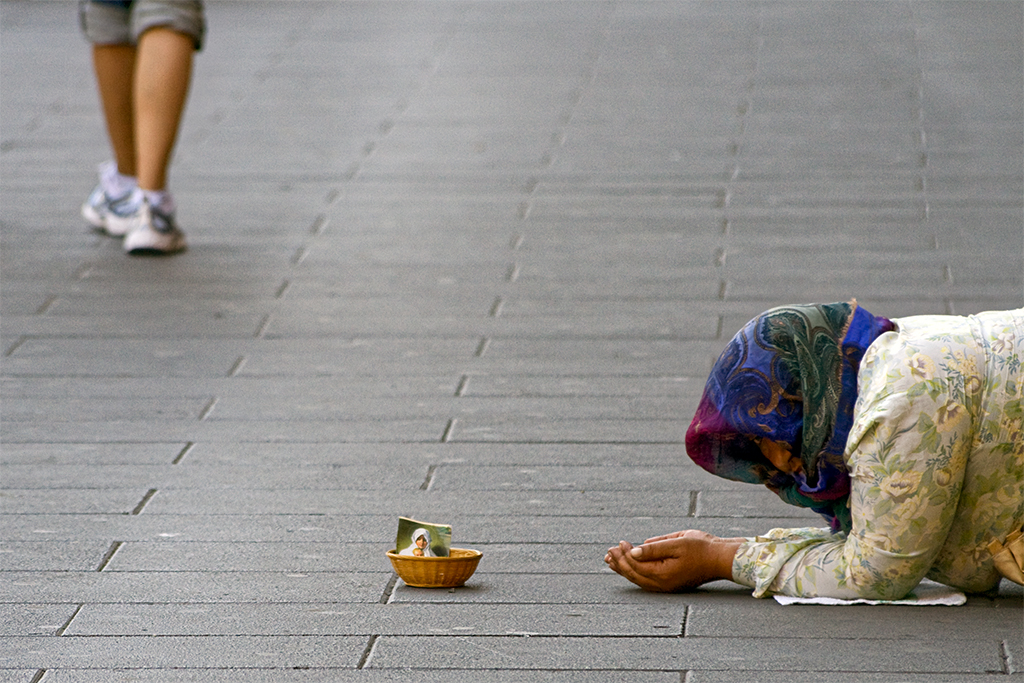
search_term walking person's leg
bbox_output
[92,43,137,179]
[80,1,143,235]
[133,26,193,199]
[122,24,194,255]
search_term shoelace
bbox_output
[108,191,140,217]
[149,205,176,234]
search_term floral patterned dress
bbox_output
[732,308,1024,599]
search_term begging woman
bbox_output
[605,303,1023,599]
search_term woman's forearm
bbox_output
[709,536,745,582]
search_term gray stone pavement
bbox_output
[1,0,1022,680]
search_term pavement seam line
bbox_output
[420,464,439,490]
[172,442,194,465]
[131,489,159,515]
[356,634,380,669]
[440,420,456,443]
[1002,640,1015,674]
[489,297,503,317]
[379,574,400,604]
[198,397,218,420]
[96,541,124,572]
[309,214,328,236]
[35,294,57,314]
[253,314,271,339]
[3,336,27,357]
[227,356,246,377]
[54,604,84,636]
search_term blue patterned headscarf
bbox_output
[685,302,894,532]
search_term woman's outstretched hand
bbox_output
[604,530,744,592]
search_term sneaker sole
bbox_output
[82,202,139,238]
[125,232,187,256]
[127,245,187,256]
[81,203,106,230]
[104,212,140,238]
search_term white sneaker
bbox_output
[81,185,143,237]
[123,201,187,255]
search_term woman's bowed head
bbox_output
[606,303,1024,600]
[753,437,803,476]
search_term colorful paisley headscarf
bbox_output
[685,302,895,533]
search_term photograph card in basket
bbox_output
[396,516,451,557]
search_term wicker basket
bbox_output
[386,547,482,588]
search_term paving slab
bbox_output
[3,635,368,669]
[65,603,690,637]
[0,541,121,572]
[0,513,809,544]
[0,489,155,515]
[2,312,267,338]
[691,674,1024,683]
[0,571,386,605]
[173,441,701,467]
[0,605,83,637]
[386,575,744,605]
[0,463,427,490]
[684,586,1023,640]
[27,671,679,683]
[1,397,213,422]
[0,418,449,444]
[366,634,1004,672]
[204,395,695,421]
[0,442,191,466]
[427,465,721,491]
[0,377,462,401]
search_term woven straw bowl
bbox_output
[386,548,482,588]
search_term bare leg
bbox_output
[92,44,137,177]
[133,27,194,192]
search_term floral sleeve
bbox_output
[732,310,1023,599]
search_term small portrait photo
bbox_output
[395,516,451,557]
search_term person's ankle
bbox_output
[100,161,137,199]
[141,189,175,215]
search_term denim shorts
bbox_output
[80,0,205,50]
